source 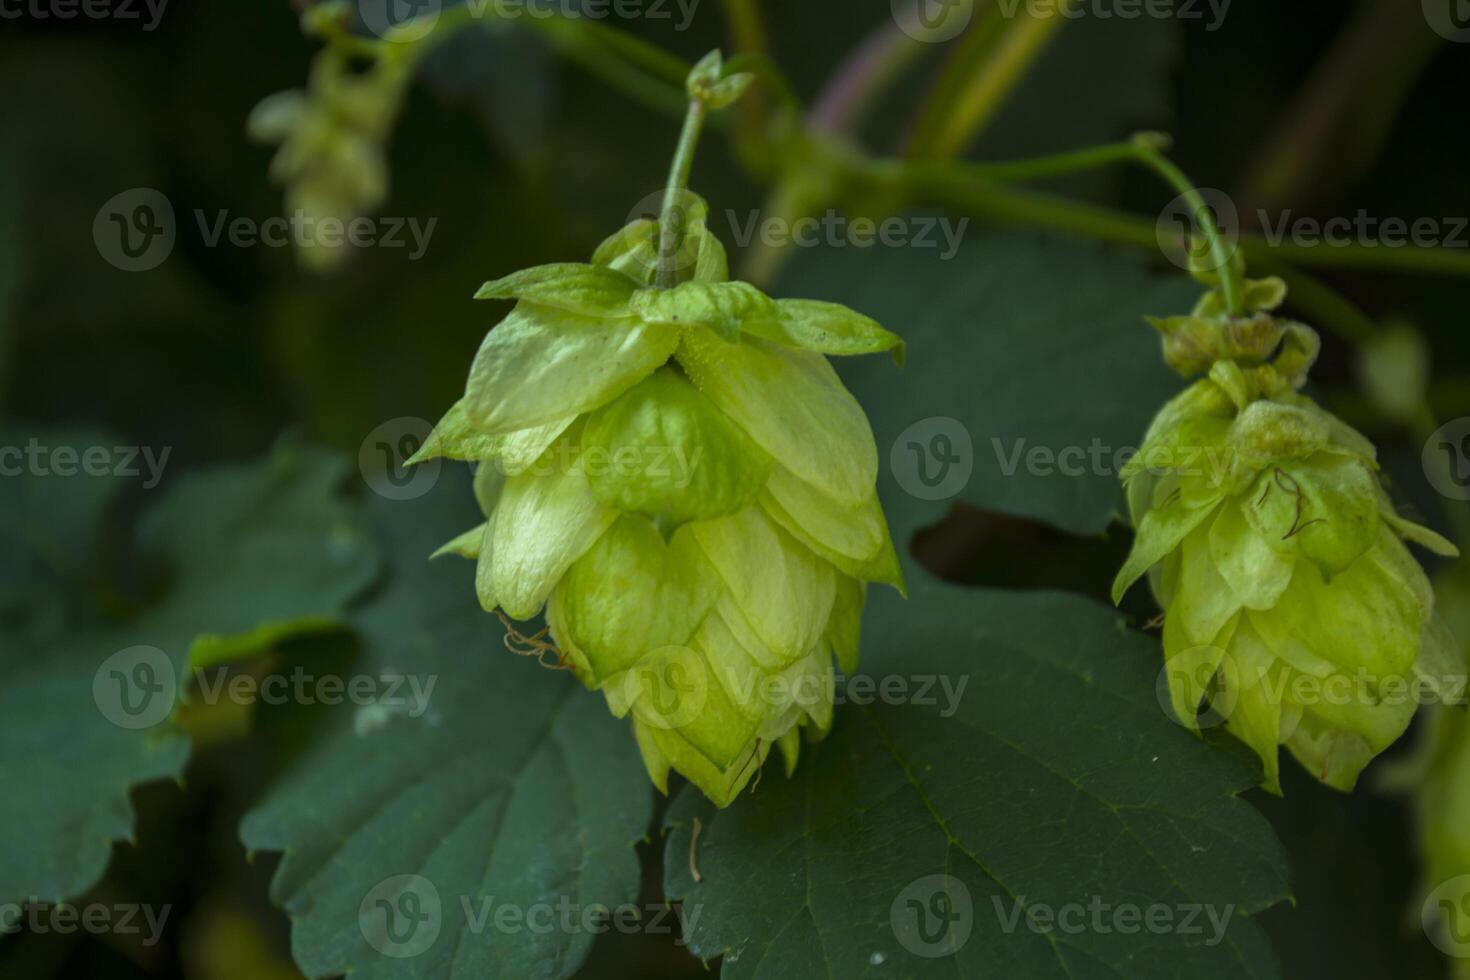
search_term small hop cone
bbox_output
[1115,280,1459,793]
[421,196,905,806]
[247,45,410,270]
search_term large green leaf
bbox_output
[663,562,1291,979]
[146,447,383,670]
[240,483,654,980]
[0,424,126,618]
[780,234,1197,542]
[0,618,190,906]
[0,426,171,905]
[0,437,380,903]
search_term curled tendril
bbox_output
[494,612,571,672]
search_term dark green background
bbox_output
[1,1,1466,976]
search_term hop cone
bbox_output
[1115,279,1459,792]
[419,198,905,805]
[247,43,409,269]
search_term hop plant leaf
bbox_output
[1115,288,1460,793]
[419,196,904,806]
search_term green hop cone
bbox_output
[247,42,411,271]
[1115,278,1460,793]
[420,195,905,806]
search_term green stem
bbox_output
[347,5,693,118]
[924,0,1077,161]
[722,0,773,96]
[656,98,708,289]
[904,134,1168,184]
[906,4,1009,157]
[1243,238,1470,277]
[891,163,1470,280]
[892,166,1154,241]
[892,135,1245,314]
[1129,139,1245,316]
[723,0,768,48]
[722,0,774,168]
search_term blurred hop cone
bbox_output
[248,44,412,271]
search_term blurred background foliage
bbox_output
[0,0,1467,976]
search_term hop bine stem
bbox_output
[1128,135,1247,316]
[656,96,708,290]
[650,50,753,288]
[858,133,1252,314]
